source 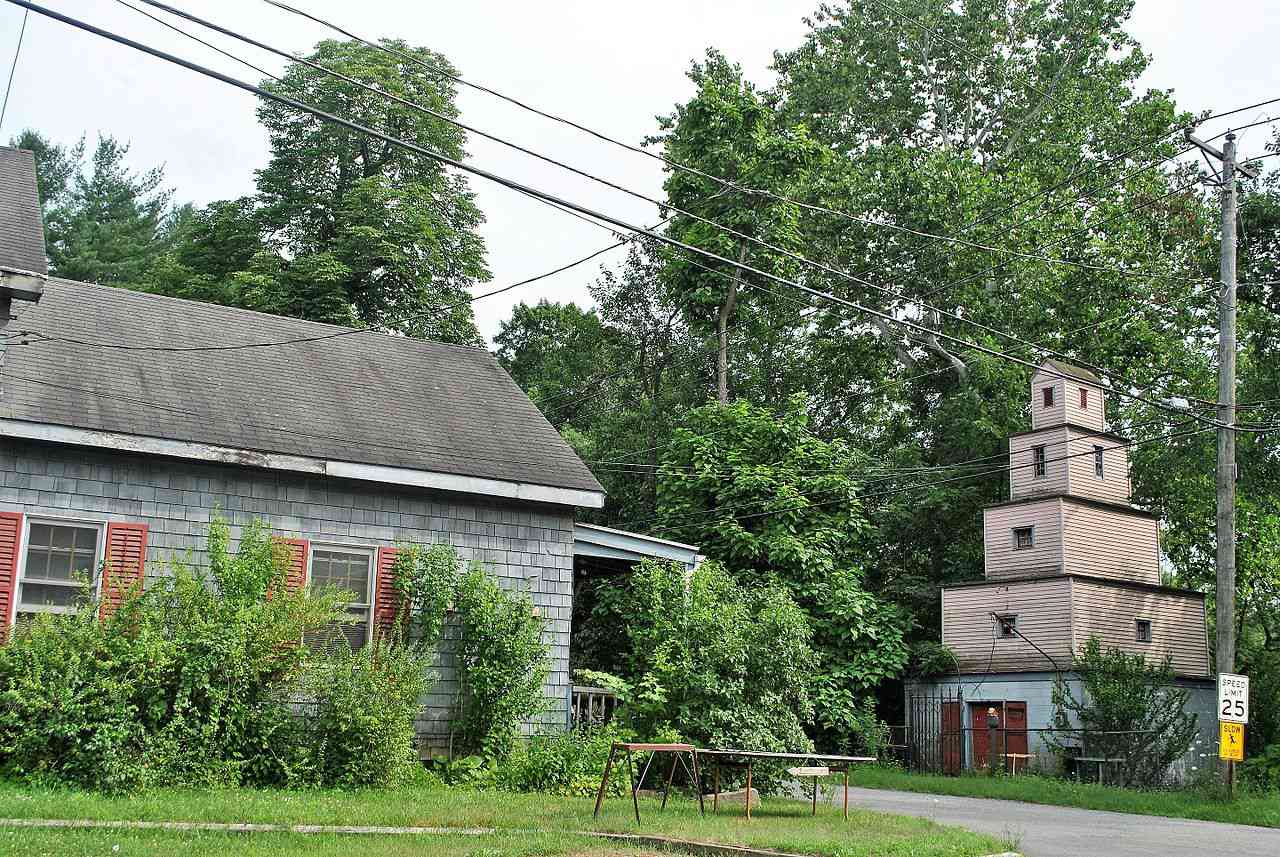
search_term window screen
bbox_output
[997,614,1018,637]
[306,548,373,651]
[1013,527,1034,549]
[19,522,99,612]
[1080,388,1089,409]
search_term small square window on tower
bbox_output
[1136,619,1152,643]
[1043,386,1055,408]
[997,614,1018,638]
[1013,526,1034,549]
[1080,387,1089,409]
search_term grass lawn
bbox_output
[0,781,1006,857]
[847,765,1280,828]
[0,828,651,857]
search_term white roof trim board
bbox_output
[0,418,605,508]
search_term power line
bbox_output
[18,222,655,353]
[130,0,1230,401]
[96,0,1272,419]
[13,0,1261,437]
[0,6,27,133]
[623,423,1220,537]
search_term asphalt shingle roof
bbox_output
[1,279,604,497]
[0,147,47,276]
[1037,357,1101,385]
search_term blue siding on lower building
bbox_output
[907,672,1218,781]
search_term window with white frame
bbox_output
[1093,445,1105,478]
[1033,445,1047,477]
[18,519,102,617]
[305,546,374,651]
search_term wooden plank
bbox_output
[788,766,830,777]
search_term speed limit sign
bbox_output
[1218,673,1249,724]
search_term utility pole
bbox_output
[1185,130,1258,680]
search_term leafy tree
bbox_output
[656,397,907,749]
[41,134,174,285]
[655,49,824,404]
[764,0,1218,673]
[495,300,610,429]
[1047,637,1199,787]
[255,39,490,342]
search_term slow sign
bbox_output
[1220,722,1245,762]
[1218,673,1249,724]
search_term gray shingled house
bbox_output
[0,145,608,750]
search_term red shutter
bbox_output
[0,512,23,639]
[99,522,148,619]
[277,538,309,593]
[374,546,401,639]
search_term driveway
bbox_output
[832,786,1280,857]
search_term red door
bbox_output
[942,701,962,775]
[970,702,1028,771]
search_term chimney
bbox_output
[0,146,48,336]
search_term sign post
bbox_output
[1218,673,1250,797]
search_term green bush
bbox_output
[299,640,431,787]
[1047,637,1199,788]
[495,723,629,796]
[454,566,550,758]
[0,515,420,791]
[620,559,817,761]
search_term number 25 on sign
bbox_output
[1218,673,1249,724]
[1220,722,1244,762]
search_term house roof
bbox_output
[1,278,605,505]
[1034,357,1101,385]
[0,148,47,276]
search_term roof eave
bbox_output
[0,417,606,509]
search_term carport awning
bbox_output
[573,523,702,569]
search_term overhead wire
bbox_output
[9,0,1269,439]
[133,0,1269,416]
[0,5,27,132]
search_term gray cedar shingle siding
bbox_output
[2,278,603,496]
[0,439,576,747]
[0,148,47,276]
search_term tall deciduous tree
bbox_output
[654,50,824,404]
[255,39,490,343]
[656,398,908,749]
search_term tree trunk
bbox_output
[717,241,748,404]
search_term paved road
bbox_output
[832,786,1280,857]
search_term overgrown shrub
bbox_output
[454,566,550,758]
[1047,637,1199,787]
[620,558,816,757]
[299,640,431,787]
[494,723,630,796]
[0,516,365,791]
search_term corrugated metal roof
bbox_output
[0,147,48,276]
[2,278,604,497]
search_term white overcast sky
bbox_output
[2,1,1278,342]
